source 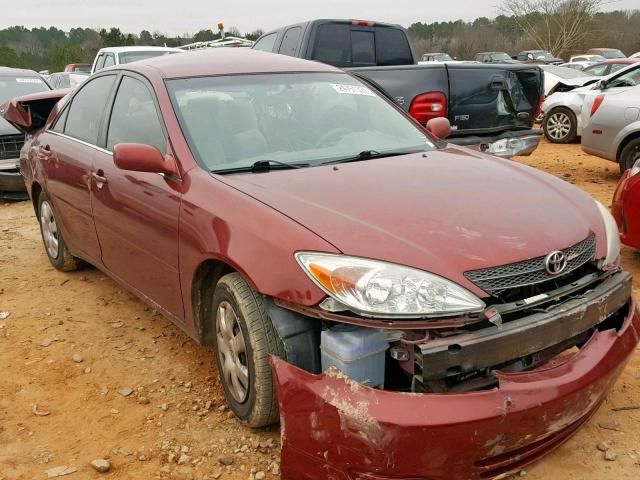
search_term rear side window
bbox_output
[107,76,166,153]
[64,75,116,145]
[94,54,106,72]
[253,33,277,52]
[103,54,116,68]
[375,27,413,66]
[278,27,301,56]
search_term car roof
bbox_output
[98,46,183,54]
[120,48,343,79]
[477,52,505,55]
[588,48,621,51]
[0,66,41,77]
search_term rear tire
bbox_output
[37,192,82,272]
[619,138,640,174]
[212,273,285,428]
[543,107,578,144]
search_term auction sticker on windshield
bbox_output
[16,78,44,84]
[331,84,375,96]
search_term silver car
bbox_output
[581,83,640,173]
[541,62,640,143]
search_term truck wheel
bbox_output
[212,273,285,428]
[543,107,577,144]
[37,192,82,271]
[619,138,640,174]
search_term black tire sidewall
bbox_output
[543,107,577,144]
[620,139,640,173]
[211,279,258,421]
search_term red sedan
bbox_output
[613,165,640,248]
[3,49,638,480]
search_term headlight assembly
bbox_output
[595,200,621,269]
[295,252,485,318]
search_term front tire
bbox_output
[37,192,82,271]
[619,138,640,174]
[212,273,285,428]
[543,107,578,144]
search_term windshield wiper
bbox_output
[323,149,422,165]
[213,159,308,174]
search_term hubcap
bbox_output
[547,112,571,140]
[216,301,249,403]
[40,201,59,259]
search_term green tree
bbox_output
[0,46,22,67]
[47,42,85,72]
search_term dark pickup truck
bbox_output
[253,19,544,157]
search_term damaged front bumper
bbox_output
[0,158,27,200]
[271,273,640,480]
[448,129,542,158]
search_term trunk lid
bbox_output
[0,89,70,134]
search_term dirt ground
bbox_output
[1,140,639,480]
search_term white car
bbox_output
[90,46,183,74]
[569,54,605,63]
[631,52,640,59]
[541,62,640,143]
[539,65,595,96]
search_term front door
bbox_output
[90,74,184,319]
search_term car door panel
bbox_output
[90,74,184,319]
[40,131,100,260]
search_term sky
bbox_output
[3,0,639,35]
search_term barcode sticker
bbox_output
[16,78,43,84]
[331,84,375,97]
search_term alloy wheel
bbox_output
[546,112,572,141]
[216,300,250,403]
[40,201,59,259]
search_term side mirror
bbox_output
[426,117,451,139]
[595,79,607,90]
[113,143,174,175]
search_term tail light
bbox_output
[590,95,605,117]
[409,92,446,124]
[535,94,545,119]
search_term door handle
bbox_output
[92,170,108,185]
[37,144,52,160]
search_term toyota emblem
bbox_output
[544,250,567,275]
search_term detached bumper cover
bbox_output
[272,292,639,480]
[448,129,542,158]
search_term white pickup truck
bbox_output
[90,46,183,74]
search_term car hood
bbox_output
[0,116,20,136]
[219,147,605,296]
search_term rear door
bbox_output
[445,64,543,134]
[90,73,184,319]
[40,74,117,261]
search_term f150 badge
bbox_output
[454,114,470,121]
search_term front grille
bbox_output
[0,134,25,161]
[464,234,596,295]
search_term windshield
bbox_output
[119,50,179,64]
[0,75,50,103]
[532,51,554,60]
[602,50,625,59]
[492,53,511,60]
[167,72,435,172]
[434,54,453,61]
